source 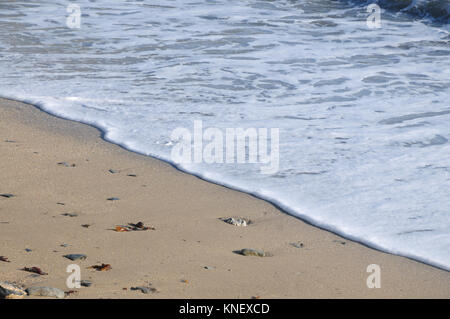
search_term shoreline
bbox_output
[4,96,449,273]
[1,97,449,298]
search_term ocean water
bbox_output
[0,0,449,270]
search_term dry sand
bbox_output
[0,97,449,298]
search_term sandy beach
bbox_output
[0,97,449,299]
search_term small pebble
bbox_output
[80,280,92,287]
[236,248,267,257]
[0,282,26,299]
[220,217,250,227]
[58,162,76,167]
[26,286,65,299]
[290,242,304,249]
[0,256,10,262]
[61,213,78,217]
[63,254,87,261]
[130,286,157,294]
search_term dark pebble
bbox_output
[290,242,304,248]
[61,213,78,217]
[58,162,76,167]
[131,286,157,294]
[80,280,92,287]
[63,254,87,261]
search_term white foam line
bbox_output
[1,92,449,272]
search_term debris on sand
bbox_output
[220,217,251,227]
[26,286,65,299]
[130,285,157,294]
[0,194,15,198]
[107,197,120,201]
[63,254,87,261]
[21,267,48,275]
[88,263,111,271]
[290,242,304,249]
[61,212,78,217]
[129,222,155,231]
[64,290,78,297]
[235,248,268,257]
[115,226,129,232]
[0,256,10,262]
[0,282,26,299]
[79,280,92,287]
[58,162,76,167]
[114,222,155,232]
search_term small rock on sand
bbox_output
[236,248,267,257]
[26,286,65,299]
[0,256,10,262]
[0,282,27,299]
[61,213,78,217]
[130,286,157,294]
[220,217,250,227]
[290,242,304,248]
[58,162,76,167]
[0,194,15,198]
[63,254,87,261]
[80,280,92,287]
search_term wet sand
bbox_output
[0,97,449,298]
